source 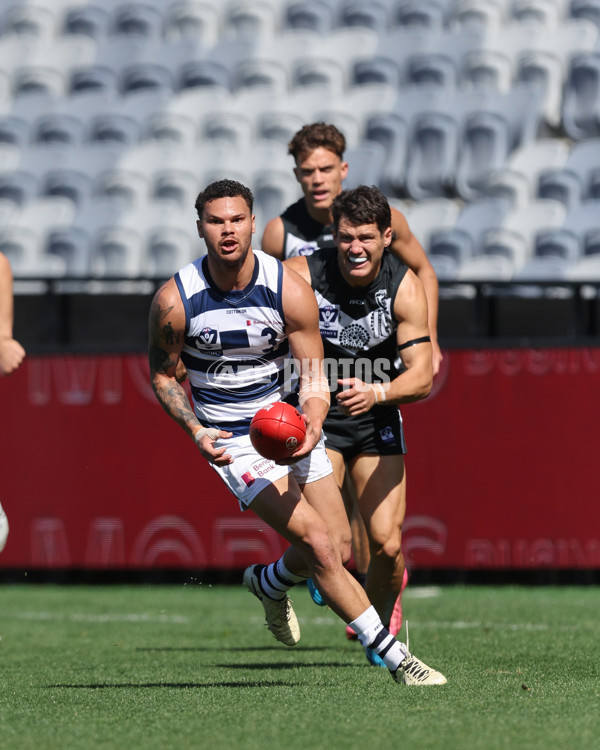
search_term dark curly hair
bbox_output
[288,122,346,161]
[331,185,391,235]
[195,179,254,219]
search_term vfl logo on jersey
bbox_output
[200,327,219,346]
[379,425,396,445]
[319,305,339,339]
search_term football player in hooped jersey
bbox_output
[285,185,434,667]
[149,179,445,685]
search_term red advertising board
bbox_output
[0,349,599,570]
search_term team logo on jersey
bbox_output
[199,327,219,346]
[379,425,396,445]
[339,323,370,350]
[375,289,388,310]
[319,306,338,327]
[319,305,339,338]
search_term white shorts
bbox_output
[210,433,333,509]
[0,502,8,553]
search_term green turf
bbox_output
[0,583,598,750]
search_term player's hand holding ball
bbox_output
[250,402,307,462]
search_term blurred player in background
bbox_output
[148,178,445,684]
[286,185,433,666]
[261,123,440,636]
[0,251,26,552]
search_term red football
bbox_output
[249,402,307,461]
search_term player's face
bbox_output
[293,147,348,212]
[334,217,392,286]
[197,196,255,267]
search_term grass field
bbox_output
[0,582,598,750]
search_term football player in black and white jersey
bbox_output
[286,185,435,667]
[261,122,442,375]
[262,123,441,635]
[149,179,446,685]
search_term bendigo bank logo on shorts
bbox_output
[241,471,255,487]
[319,305,339,338]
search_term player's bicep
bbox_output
[394,272,431,366]
[148,282,185,378]
[282,267,323,361]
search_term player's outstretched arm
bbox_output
[148,279,232,464]
[282,265,330,457]
[261,216,285,259]
[389,207,442,376]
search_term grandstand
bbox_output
[2,0,600,346]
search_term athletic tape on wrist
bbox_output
[194,427,220,443]
[298,376,331,407]
[369,383,385,404]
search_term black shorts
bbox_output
[323,405,407,460]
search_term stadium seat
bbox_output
[456,254,516,280]
[109,2,164,41]
[0,91,56,146]
[428,198,509,262]
[337,0,391,32]
[284,1,337,33]
[163,1,222,47]
[513,256,571,281]
[368,87,443,196]
[562,52,600,139]
[569,0,600,32]
[145,225,196,277]
[91,226,144,277]
[0,3,59,40]
[482,199,567,269]
[454,110,512,200]
[62,5,111,40]
[481,138,570,207]
[461,49,514,91]
[406,108,459,199]
[535,199,600,258]
[231,58,289,95]
[224,0,283,39]
[406,52,458,89]
[93,168,149,207]
[448,0,508,30]
[120,63,175,94]
[404,197,462,252]
[510,0,565,29]
[352,56,403,87]
[342,141,388,189]
[565,254,600,280]
[393,0,448,29]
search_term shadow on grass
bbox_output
[43,681,295,689]
[136,646,333,653]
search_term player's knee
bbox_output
[304,527,340,572]
[370,531,402,563]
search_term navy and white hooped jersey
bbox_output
[174,250,291,436]
[281,198,335,259]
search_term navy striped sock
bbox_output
[259,557,306,600]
